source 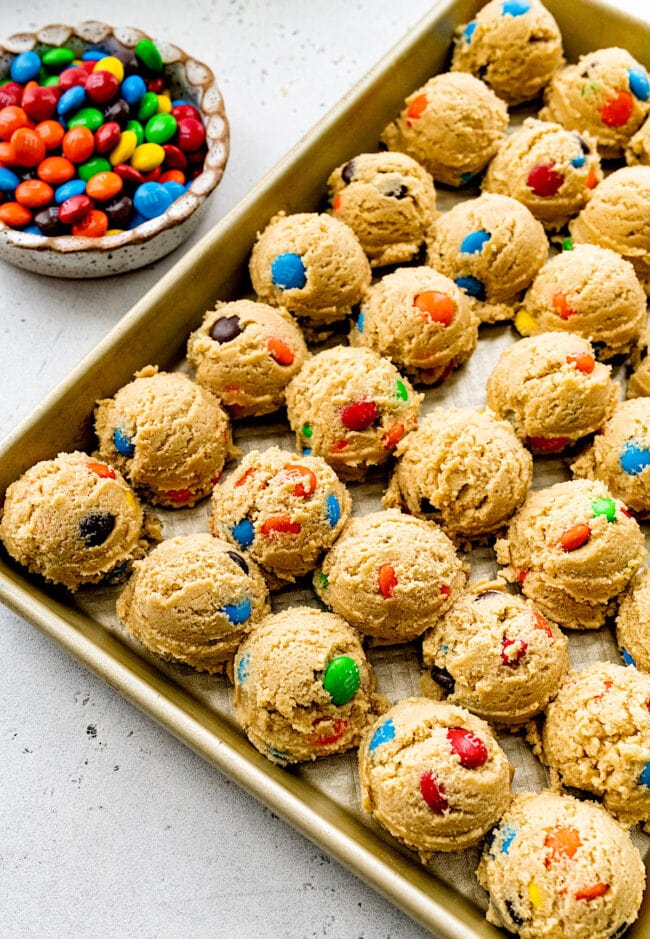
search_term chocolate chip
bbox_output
[430,665,455,693]
[382,183,408,199]
[419,497,441,515]
[227,550,249,575]
[104,194,133,227]
[210,314,242,344]
[573,132,591,153]
[102,97,130,126]
[79,511,116,547]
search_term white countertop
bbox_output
[1,1,648,936]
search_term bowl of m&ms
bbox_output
[0,21,229,277]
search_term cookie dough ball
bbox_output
[540,48,650,158]
[248,211,371,335]
[116,533,270,675]
[477,789,645,939]
[451,0,563,106]
[350,266,478,384]
[571,398,650,516]
[384,408,533,541]
[380,72,508,188]
[285,346,422,481]
[314,510,466,645]
[327,152,437,268]
[359,697,513,858]
[94,366,234,508]
[187,299,307,418]
[233,606,383,765]
[496,479,646,629]
[626,115,650,165]
[486,332,618,454]
[209,447,351,586]
[0,451,146,591]
[422,583,569,725]
[518,244,647,359]
[426,193,548,323]
[483,119,603,231]
[542,662,650,827]
[616,567,650,673]
[569,166,650,295]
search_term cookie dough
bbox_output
[94,366,235,508]
[248,211,371,335]
[626,115,650,165]
[209,447,351,586]
[358,697,513,858]
[496,479,646,629]
[540,47,650,159]
[451,0,563,106]
[426,193,548,323]
[233,606,384,765]
[571,398,650,516]
[380,72,508,188]
[541,662,650,827]
[187,299,307,418]
[285,346,422,480]
[421,582,569,726]
[0,450,148,591]
[569,166,650,295]
[486,332,618,453]
[383,407,533,541]
[327,151,437,267]
[314,509,466,645]
[350,266,479,384]
[518,243,647,359]
[629,331,650,399]
[616,567,650,673]
[477,789,646,939]
[482,119,603,231]
[116,533,270,675]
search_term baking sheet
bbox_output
[2,0,650,936]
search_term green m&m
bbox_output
[135,38,163,73]
[592,497,617,522]
[323,655,360,705]
[145,113,178,144]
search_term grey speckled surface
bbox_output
[0,1,648,937]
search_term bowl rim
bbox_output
[0,20,230,256]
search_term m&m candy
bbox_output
[0,37,207,238]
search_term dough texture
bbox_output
[541,662,650,827]
[486,332,618,452]
[571,398,650,516]
[248,211,371,334]
[383,407,533,541]
[94,366,235,508]
[569,165,650,295]
[350,266,479,384]
[358,697,513,858]
[626,115,650,165]
[380,72,508,187]
[327,151,437,267]
[482,119,603,231]
[285,346,422,480]
[496,479,646,629]
[233,606,384,765]
[540,47,650,159]
[477,789,645,939]
[519,243,647,359]
[314,509,466,645]
[426,192,548,323]
[421,582,569,726]
[116,533,270,675]
[0,450,147,591]
[616,567,650,673]
[209,447,351,586]
[451,0,563,106]
[187,299,307,418]
[628,331,650,399]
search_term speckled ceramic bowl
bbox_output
[0,21,229,277]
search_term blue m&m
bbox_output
[220,598,252,625]
[620,441,650,476]
[270,253,307,289]
[460,230,490,255]
[629,67,650,102]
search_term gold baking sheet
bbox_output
[2,1,650,936]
